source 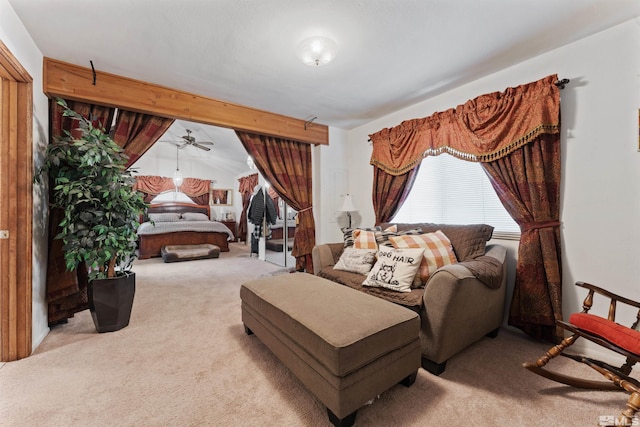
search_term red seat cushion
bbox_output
[570,312,640,355]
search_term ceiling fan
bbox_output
[162,129,214,151]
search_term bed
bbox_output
[137,202,234,259]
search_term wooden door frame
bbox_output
[0,40,33,361]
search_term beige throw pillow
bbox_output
[334,248,377,275]
[363,246,424,293]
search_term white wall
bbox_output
[314,126,350,244]
[0,0,51,349]
[345,18,640,338]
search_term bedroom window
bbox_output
[392,154,520,240]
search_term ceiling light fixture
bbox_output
[296,36,337,67]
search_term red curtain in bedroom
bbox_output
[236,131,315,273]
[133,175,211,205]
[238,174,259,243]
[46,102,175,324]
[369,74,563,342]
[111,110,174,168]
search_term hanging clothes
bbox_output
[247,187,277,255]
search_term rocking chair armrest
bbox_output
[576,281,640,309]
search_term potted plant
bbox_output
[37,98,148,332]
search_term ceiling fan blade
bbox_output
[191,142,211,151]
[160,141,188,148]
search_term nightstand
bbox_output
[221,220,237,241]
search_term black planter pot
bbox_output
[88,272,136,333]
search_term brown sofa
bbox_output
[312,222,508,375]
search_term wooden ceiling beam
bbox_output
[43,57,328,145]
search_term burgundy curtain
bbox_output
[373,163,421,225]
[238,174,259,242]
[369,74,563,342]
[236,132,315,272]
[133,175,211,204]
[111,110,174,168]
[46,99,116,324]
[47,103,175,324]
[481,134,562,341]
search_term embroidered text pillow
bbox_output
[363,246,424,293]
[334,248,377,275]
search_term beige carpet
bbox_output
[0,242,634,426]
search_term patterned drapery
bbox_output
[373,163,421,225]
[368,75,563,341]
[47,99,116,324]
[369,74,560,175]
[238,173,259,242]
[133,175,211,204]
[47,102,180,324]
[236,132,315,272]
[211,189,229,205]
[481,134,562,341]
[111,110,174,168]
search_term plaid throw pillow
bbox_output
[389,230,458,287]
[353,229,378,250]
[342,226,381,247]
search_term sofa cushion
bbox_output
[363,246,424,293]
[318,267,424,310]
[334,248,377,275]
[389,230,458,287]
[382,222,494,261]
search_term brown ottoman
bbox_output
[240,272,420,427]
[160,244,220,263]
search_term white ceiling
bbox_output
[8,0,640,174]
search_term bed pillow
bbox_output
[389,230,458,287]
[148,212,181,223]
[333,248,377,275]
[363,246,424,293]
[182,212,210,221]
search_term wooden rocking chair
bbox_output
[524,281,640,426]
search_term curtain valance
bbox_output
[369,74,561,175]
[134,175,211,197]
[238,173,259,194]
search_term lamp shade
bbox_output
[340,194,356,212]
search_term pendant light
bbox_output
[173,146,183,189]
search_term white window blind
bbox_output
[392,154,520,239]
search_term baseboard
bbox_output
[31,326,50,354]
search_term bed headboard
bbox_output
[145,202,210,220]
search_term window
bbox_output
[392,154,520,240]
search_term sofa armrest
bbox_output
[312,243,345,276]
[420,243,508,363]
